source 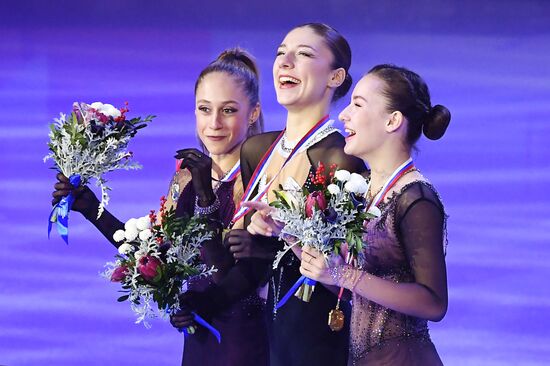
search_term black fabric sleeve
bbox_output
[81,202,125,248]
[199,133,283,311]
[395,182,448,317]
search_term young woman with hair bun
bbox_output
[298,64,451,365]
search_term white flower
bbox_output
[327,184,341,195]
[136,216,151,231]
[113,229,126,243]
[349,173,365,183]
[334,170,351,182]
[125,228,139,241]
[348,173,368,195]
[139,229,152,241]
[367,205,382,217]
[357,182,369,195]
[125,218,138,232]
[118,243,133,255]
[344,180,360,193]
[90,101,121,118]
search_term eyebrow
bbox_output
[277,44,318,52]
[197,99,241,105]
[353,95,367,103]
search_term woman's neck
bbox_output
[210,144,241,180]
[284,102,331,141]
[364,146,411,192]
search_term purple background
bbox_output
[1,1,549,365]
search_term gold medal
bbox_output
[328,307,345,331]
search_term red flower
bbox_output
[305,191,327,218]
[138,255,163,283]
[111,265,129,282]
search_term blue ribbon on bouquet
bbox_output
[181,311,221,344]
[48,174,81,244]
[275,275,317,310]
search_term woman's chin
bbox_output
[343,141,355,156]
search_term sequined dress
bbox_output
[168,169,269,366]
[349,180,447,366]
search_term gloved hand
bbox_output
[170,307,196,330]
[223,229,280,260]
[173,287,225,324]
[175,148,215,206]
[51,173,100,220]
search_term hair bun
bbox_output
[423,104,451,140]
[216,47,260,77]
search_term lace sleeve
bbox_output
[163,169,191,213]
[395,182,448,320]
[335,182,448,321]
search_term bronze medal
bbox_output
[328,307,345,331]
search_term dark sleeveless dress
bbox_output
[240,131,368,366]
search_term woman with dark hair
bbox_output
[52,48,269,366]
[175,23,367,366]
[298,64,451,365]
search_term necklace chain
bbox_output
[271,266,284,318]
[280,133,297,154]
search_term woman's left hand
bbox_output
[299,245,345,286]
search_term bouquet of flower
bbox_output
[45,101,154,243]
[102,196,217,332]
[270,162,377,305]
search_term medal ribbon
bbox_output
[181,311,222,343]
[275,275,316,310]
[367,157,415,211]
[219,160,241,183]
[232,115,331,224]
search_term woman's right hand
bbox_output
[170,308,196,330]
[224,229,278,260]
[51,173,100,217]
[242,201,283,237]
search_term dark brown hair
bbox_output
[368,64,451,145]
[294,23,352,102]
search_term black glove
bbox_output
[52,173,124,246]
[175,148,215,206]
[169,307,196,329]
[224,229,280,260]
[175,286,228,322]
[51,173,100,220]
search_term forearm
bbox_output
[82,202,124,248]
[333,265,447,321]
[216,257,270,304]
[200,232,234,284]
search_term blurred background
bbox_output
[1,0,549,365]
